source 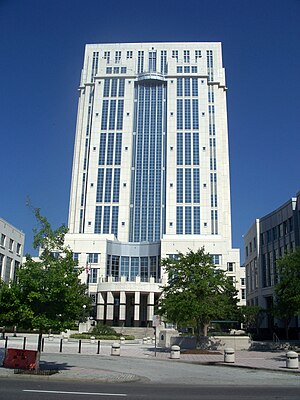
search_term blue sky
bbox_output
[1,0,299,259]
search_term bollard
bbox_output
[170,345,181,359]
[286,351,299,369]
[59,338,63,353]
[111,342,120,356]
[90,336,96,344]
[224,348,235,363]
[5,336,8,349]
[120,336,125,344]
[97,340,101,354]
[78,339,82,353]
[23,337,26,350]
[42,338,45,352]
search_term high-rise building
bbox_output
[65,42,245,326]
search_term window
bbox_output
[0,234,5,247]
[16,243,21,255]
[227,262,235,272]
[106,67,112,74]
[241,277,245,286]
[191,66,197,73]
[103,51,110,64]
[183,50,190,63]
[115,51,121,63]
[9,239,14,251]
[241,288,246,300]
[126,50,133,59]
[195,50,202,60]
[88,253,99,264]
[177,66,182,73]
[172,50,178,61]
[73,253,80,262]
[211,254,221,265]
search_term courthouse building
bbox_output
[65,42,245,326]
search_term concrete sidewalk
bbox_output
[0,335,299,383]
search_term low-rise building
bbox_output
[0,218,25,283]
[244,192,300,339]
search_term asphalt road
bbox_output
[1,379,300,400]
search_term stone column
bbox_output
[119,291,126,325]
[106,291,114,325]
[147,292,154,322]
[96,292,105,322]
[134,291,140,327]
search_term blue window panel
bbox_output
[106,133,114,165]
[99,133,106,165]
[185,206,192,234]
[194,206,200,234]
[193,132,199,165]
[120,67,127,74]
[192,99,199,130]
[111,78,118,97]
[111,206,119,237]
[118,79,125,97]
[94,206,102,233]
[89,268,98,284]
[79,209,83,233]
[192,78,198,96]
[176,206,183,234]
[191,66,197,73]
[113,67,119,74]
[184,99,191,129]
[106,67,112,74]
[116,100,124,130]
[115,132,122,165]
[112,169,120,202]
[130,257,139,280]
[101,100,109,130]
[177,78,183,97]
[103,79,110,97]
[185,132,191,165]
[104,169,112,202]
[88,253,99,263]
[80,173,86,207]
[103,206,110,233]
[193,169,200,203]
[177,132,183,165]
[120,256,129,279]
[185,169,192,203]
[184,78,190,96]
[96,169,105,202]
[177,99,183,129]
[109,100,116,130]
[176,168,183,203]
[177,66,182,73]
[140,256,149,282]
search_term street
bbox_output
[1,379,300,400]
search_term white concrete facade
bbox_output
[0,218,24,283]
[66,42,245,327]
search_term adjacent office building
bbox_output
[244,192,300,338]
[65,42,245,326]
[0,218,24,283]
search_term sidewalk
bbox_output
[0,335,299,381]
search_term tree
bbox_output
[158,248,239,345]
[0,209,91,359]
[274,248,300,339]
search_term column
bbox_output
[96,292,105,322]
[106,291,114,325]
[147,292,154,322]
[119,291,126,325]
[134,291,140,327]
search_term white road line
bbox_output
[23,389,127,397]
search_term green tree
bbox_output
[158,248,239,345]
[274,248,300,339]
[0,209,91,356]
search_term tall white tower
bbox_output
[66,42,245,327]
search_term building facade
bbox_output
[66,42,245,326]
[244,192,300,338]
[0,218,24,283]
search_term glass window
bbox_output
[130,257,139,280]
[176,206,183,234]
[90,268,98,283]
[0,234,5,247]
[88,253,99,264]
[121,256,129,279]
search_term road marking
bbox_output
[23,389,127,397]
